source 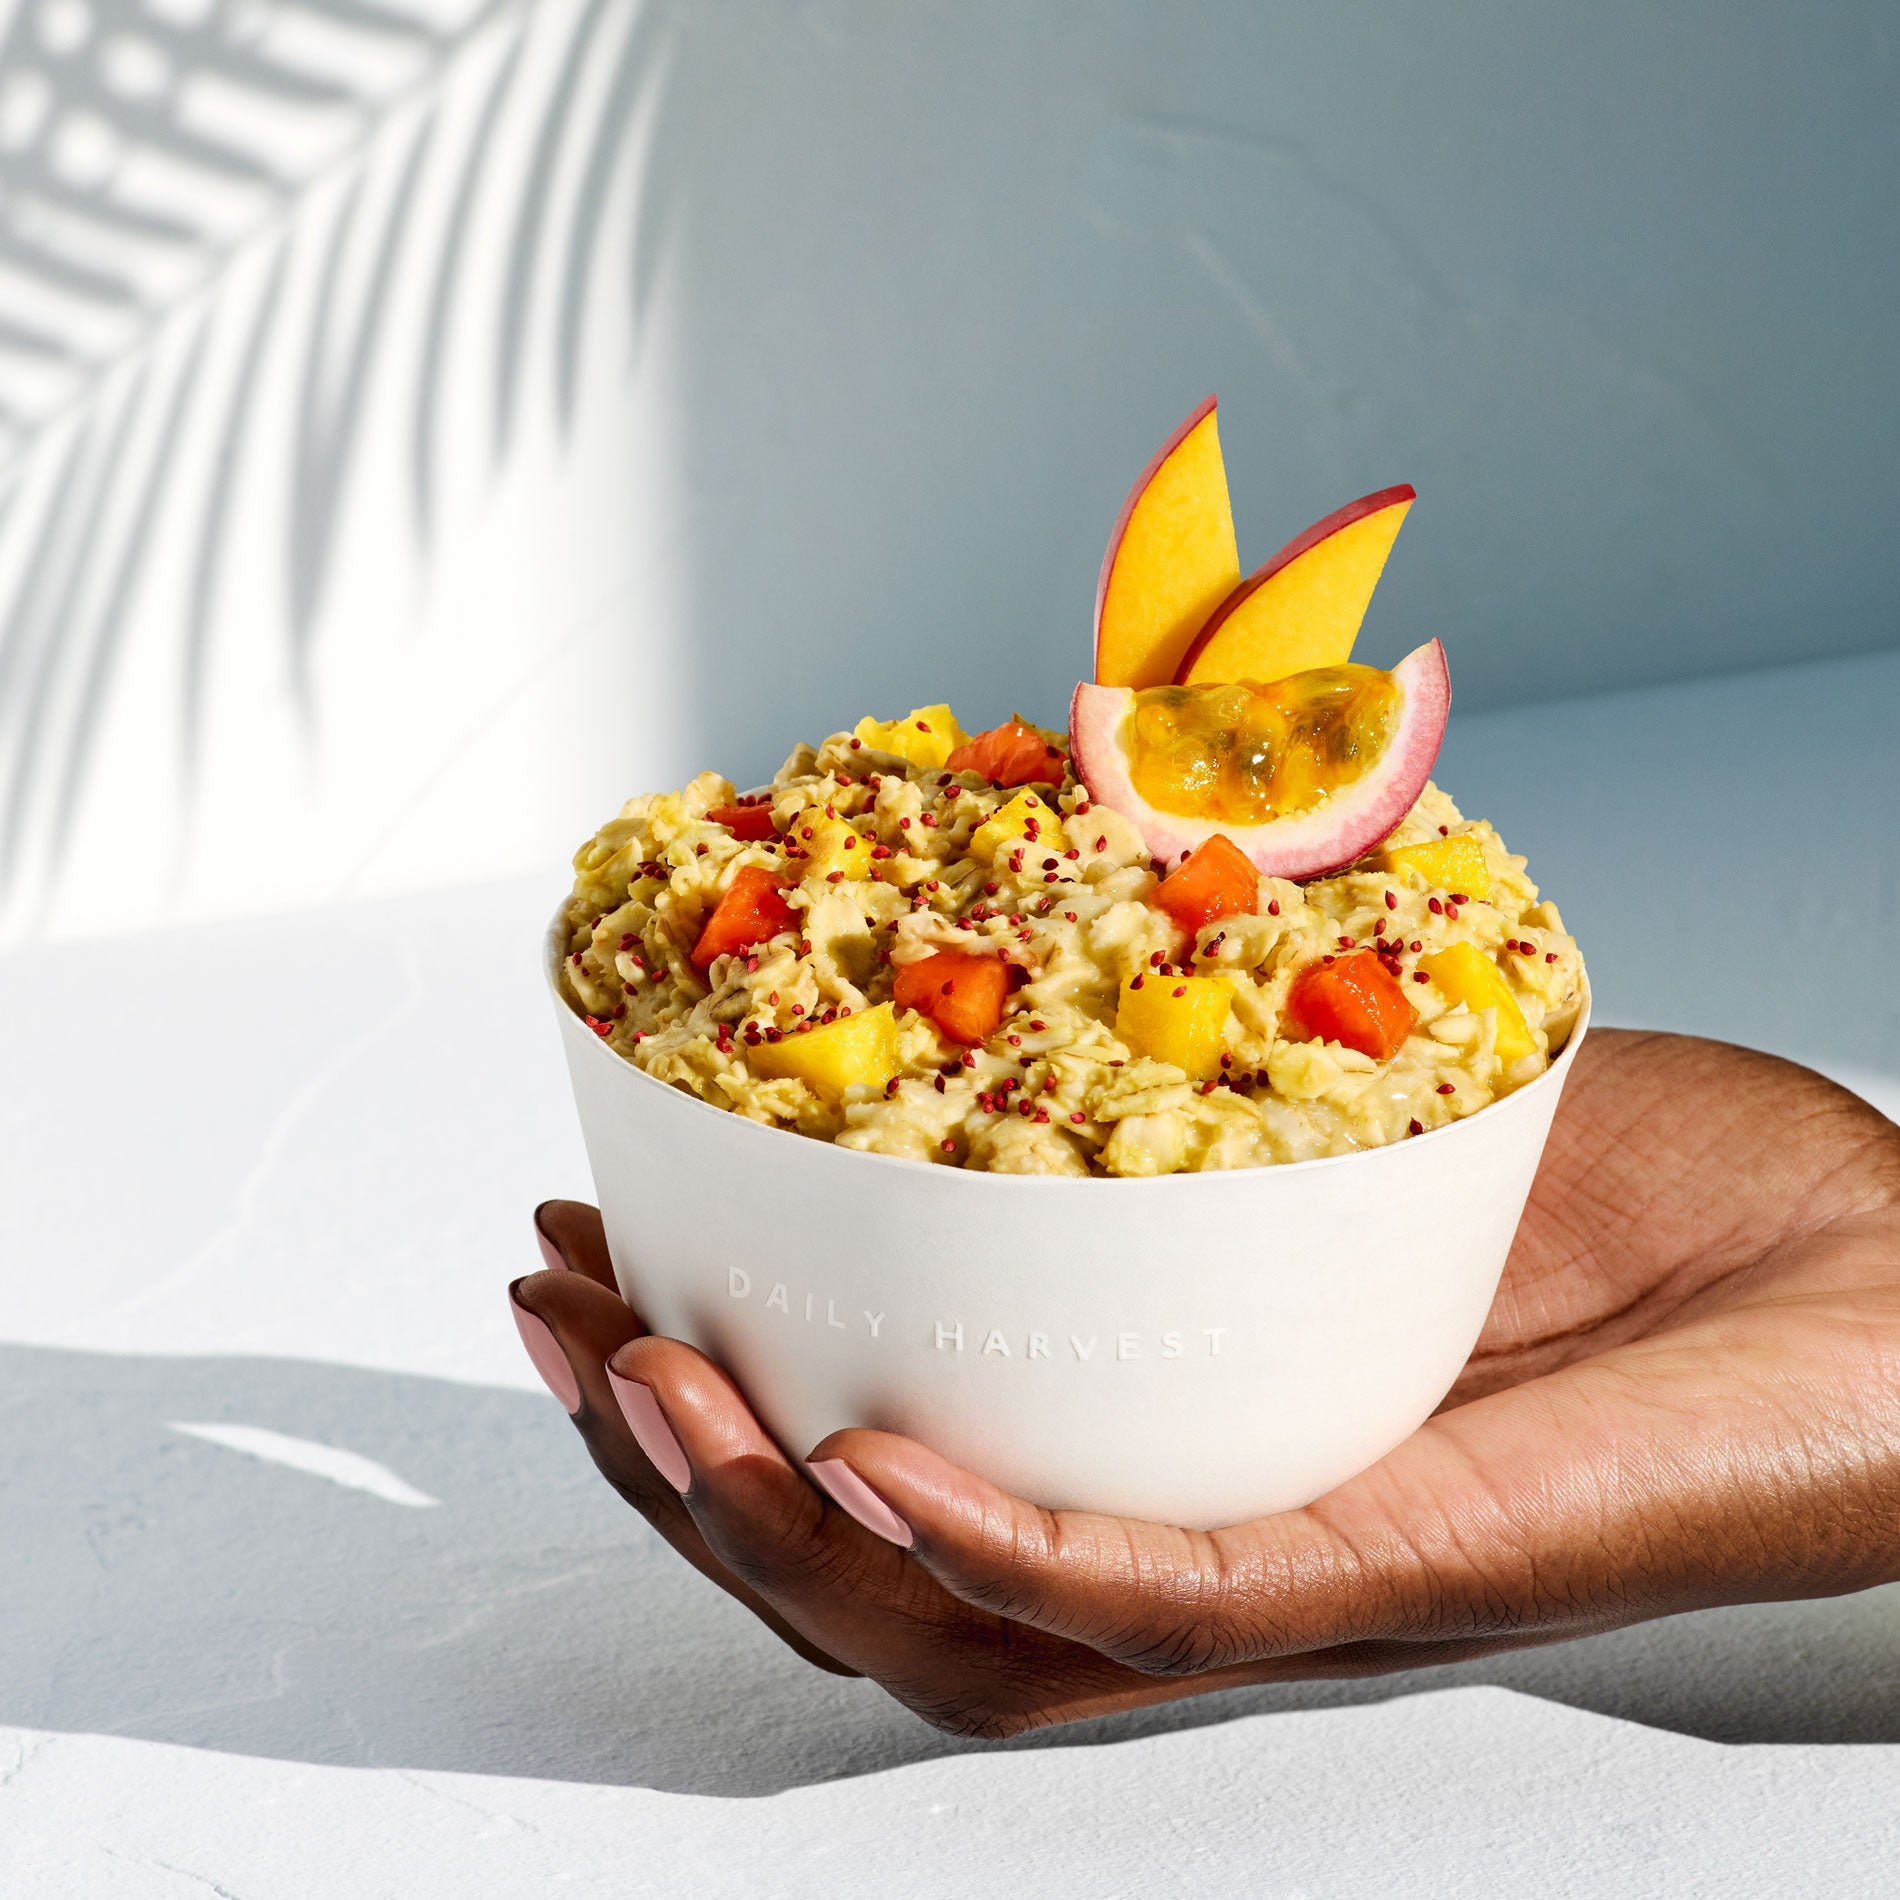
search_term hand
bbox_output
[512,1031,1900,1737]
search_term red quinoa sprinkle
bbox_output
[915,720,931,733]
[849,736,861,749]
[1438,825,1450,835]
[1546,951,1558,962]
[1450,892,1468,905]
[1437,1082,1456,1094]
[1413,971,1429,983]
[1428,897,1444,914]
[934,1075,946,1093]
[1034,1109,1050,1124]
[1130,974,1144,989]
[940,1138,955,1152]
[1409,1118,1424,1136]
[1199,1080,1216,1094]
[1267,899,1281,916]
[1008,1034,1022,1046]
[1070,1111,1086,1123]
[1385,890,1398,910]
[1171,985,1186,998]
[1338,936,1355,949]
[1094,835,1107,852]
[1065,911,1077,921]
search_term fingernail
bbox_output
[608,1370,691,1493]
[532,1204,566,1274]
[807,1459,913,1548]
[509,1284,580,1414]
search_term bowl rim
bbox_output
[547,899,1591,1190]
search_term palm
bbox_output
[517,1031,1900,1736]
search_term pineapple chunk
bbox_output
[800,815,874,882]
[751,1001,901,1101]
[1385,833,1490,901]
[970,790,1055,863]
[1115,975,1231,1080]
[1418,943,1536,1063]
[853,704,968,771]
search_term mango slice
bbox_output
[1385,833,1489,901]
[800,815,874,882]
[751,1001,901,1101]
[853,705,968,771]
[1418,942,1536,1063]
[970,790,1056,862]
[1116,974,1231,1080]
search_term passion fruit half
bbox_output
[1069,637,1450,878]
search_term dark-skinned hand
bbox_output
[511,1030,1900,1738]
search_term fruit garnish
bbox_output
[1151,834,1260,939]
[1176,485,1414,686]
[690,866,798,970]
[1419,943,1536,1064]
[945,719,1065,788]
[1284,951,1418,1061]
[707,803,778,841]
[798,815,874,882]
[892,949,1010,1045]
[1094,396,1241,691]
[750,1001,901,1101]
[1384,833,1489,902]
[853,704,969,770]
[970,789,1055,862]
[1115,973,1231,1079]
[1070,639,1450,878]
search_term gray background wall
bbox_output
[0,0,1894,931]
[655,2,1900,787]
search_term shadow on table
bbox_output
[5,1344,1897,1794]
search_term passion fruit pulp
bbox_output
[1127,665,1402,825]
[1068,638,1450,880]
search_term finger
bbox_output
[606,1334,1162,1727]
[510,1270,858,1676]
[799,1411,1569,1680]
[532,1199,618,1292]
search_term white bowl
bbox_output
[549,916,1588,1529]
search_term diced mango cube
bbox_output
[750,1001,901,1101]
[801,816,873,882]
[970,790,1055,863]
[1419,942,1537,1063]
[1385,833,1490,901]
[1115,975,1231,1080]
[853,705,969,771]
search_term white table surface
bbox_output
[5,650,1899,1897]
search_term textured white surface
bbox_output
[2,656,1898,1894]
[5,1688,1899,1900]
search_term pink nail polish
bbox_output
[608,1371,692,1493]
[510,1290,580,1414]
[807,1459,913,1548]
[532,1206,566,1274]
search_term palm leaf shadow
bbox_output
[0,0,679,914]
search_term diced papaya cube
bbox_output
[944,719,1065,788]
[1419,942,1536,1063]
[707,802,778,841]
[1285,950,1417,1061]
[853,704,969,771]
[892,949,1010,1045]
[1152,833,1260,939]
[1385,833,1490,901]
[1116,974,1231,1079]
[750,1001,901,1101]
[690,866,798,970]
[970,790,1054,862]
[800,815,873,882]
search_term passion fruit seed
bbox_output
[1126,666,1402,825]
